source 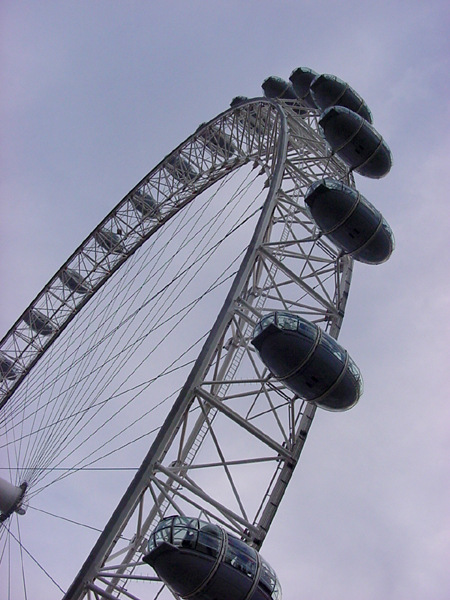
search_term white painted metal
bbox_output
[0,476,26,517]
[63,99,354,600]
[1,97,355,600]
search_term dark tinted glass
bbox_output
[197,523,222,558]
[224,536,257,578]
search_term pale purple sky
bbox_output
[1,1,449,599]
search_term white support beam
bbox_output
[195,387,292,459]
[154,463,260,537]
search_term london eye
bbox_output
[0,69,394,600]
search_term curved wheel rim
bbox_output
[1,97,355,600]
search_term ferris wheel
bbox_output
[0,68,394,600]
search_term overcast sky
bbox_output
[1,1,449,599]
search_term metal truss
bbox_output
[57,99,355,600]
[1,96,355,600]
[0,100,283,409]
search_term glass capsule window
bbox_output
[173,517,199,549]
[147,516,222,556]
[312,179,361,207]
[276,312,298,331]
[259,559,280,599]
[346,187,361,208]
[347,355,364,395]
[261,314,276,329]
[154,525,171,544]
[272,576,282,600]
[173,516,199,528]
[328,179,343,191]
[321,331,346,362]
[381,218,395,247]
[146,516,282,600]
[323,178,345,193]
[359,194,379,216]
[296,317,317,341]
[224,536,257,578]
[253,312,319,343]
[253,314,276,339]
[325,73,345,86]
[147,517,172,553]
[197,522,222,558]
[253,323,262,338]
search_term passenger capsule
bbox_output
[251,312,363,411]
[143,516,282,600]
[166,155,198,183]
[230,96,249,108]
[230,97,266,134]
[289,67,318,108]
[310,74,373,123]
[196,123,236,157]
[131,190,160,218]
[23,309,55,336]
[319,106,392,178]
[262,76,298,101]
[305,179,395,264]
[95,229,125,255]
[59,268,90,294]
[0,355,17,381]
